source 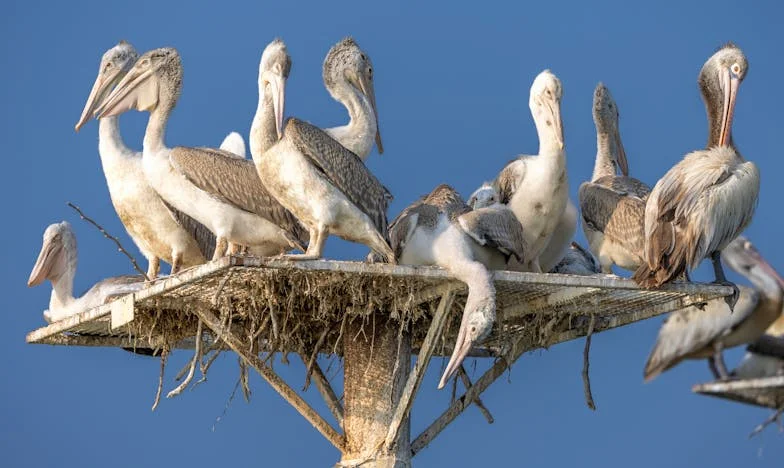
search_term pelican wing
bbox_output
[598,175,651,200]
[457,206,527,262]
[579,180,647,255]
[285,118,392,236]
[170,147,308,247]
[551,242,600,275]
[493,157,530,204]
[642,148,759,279]
[161,200,216,260]
[643,286,759,381]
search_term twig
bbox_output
[67,202,149,281]
[457,366,494,424]
[239,358,251,403]
[195,349,223,386]
[582,314,597,411]
[212,377,242,432]
[303,326,331,391]
[167,320,203,398]
[749,406,784,438]
[151,350,168,411]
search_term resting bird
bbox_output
[381,184,527,388]
[732,314,784,379]
[579,83,650,274]
[27,222,145,323]
[634,44,758,310]
[644,236,783,381]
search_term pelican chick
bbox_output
[27,222,144,323]
[550,242,601,276]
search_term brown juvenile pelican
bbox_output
[384,184,527,388]
[579,83,650,274]
[634,44,758,309]
[322,37,383,161]
[493,70,569,272]
[251,40,394,262]
[732,314,784,379]
[74,41,218,279]
[27,222,145,323]
[550,242,601,276]
[644,236,783,381]
[94,47,307,259]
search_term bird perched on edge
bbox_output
[644,236,783,381]
[94,47,308,259]
[633,43,759,310]
[492,70,574,273]
[382,184,527,388]
[27,222,145,323]
[250,39,394,263]
[74,41,220,279]
[579,83,651,274]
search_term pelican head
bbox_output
[28,222,77,287]
[95,47,183,120]
[593,82,627,176]
[259,39,291,140]
[529,70,564,150]
[699,43,748,147]
[438,296,496,389]
[323,37,383,154]
[723,236,784,295]
[75,40,139,131]
[468,182,499,209]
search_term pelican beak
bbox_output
[28,236,63,287]
[548,101,564,150]
[719,69,740,147]
[263,70,287,140]
[75,67,125,131]
[94,65,156,119]
[615,129,628,176]
[438,321,474,390]
[357,73,383,154]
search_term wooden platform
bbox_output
[693,376,784,409]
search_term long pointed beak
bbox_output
[358,75,383,154]
[548,102,564,150]
[95,66,154,119]
[28,238,62,287]
[719,71,739,147]
[263,71,287,140]
[75,68,124,132]
[438,323,474,389]
[615,129,628,176]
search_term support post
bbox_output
[341,312,411,467]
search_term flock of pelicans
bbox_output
[26,38,784,390]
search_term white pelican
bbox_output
[493,70,570,272]
[550,242,601,276]
[219,131,247,159]
[644,237,783,381]
[579,83,650,274]
[74,41,221,279]
[27,222,145,323]
[732,314,784,379]
[383,184,527,388]
[634,44,758,309]
[322,37,383,161]
[250,39,394,262]
[94,47,308,259]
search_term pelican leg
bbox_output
[711,251,739,311]
[228,242,243,255]
[707,357,721,380]
[711,342,730,380]
[147,257,160,281]
[170,252,182,275]
[212,237,229,261]
[283,227,326,261]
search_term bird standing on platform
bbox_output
[579,83,650,274]
[643,237,784,381]
[94,47,308,259]
[383,184,527,388]
[74,41,220,279]
[250,39,394,262]
[492,70,573,273]
[27,222,145,323]
[633,44,759,310]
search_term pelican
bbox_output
[322,37,383,161]
[27,222,144,323]
[550,242,601,276]
[579,83,650,274]
[383,184,527,388]
[251,40,394,262]
[74,41,221,279]
[634,44,758,309]
[732,314,784,379]
[94,47,308,259]
[493,70,570,272]
[219,131,247,159]
[643,236,783,381]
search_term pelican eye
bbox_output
[744,241,752,250]
[731,63,741,75]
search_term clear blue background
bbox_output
[2,1,782,466]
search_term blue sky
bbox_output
[2,0,783,466]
